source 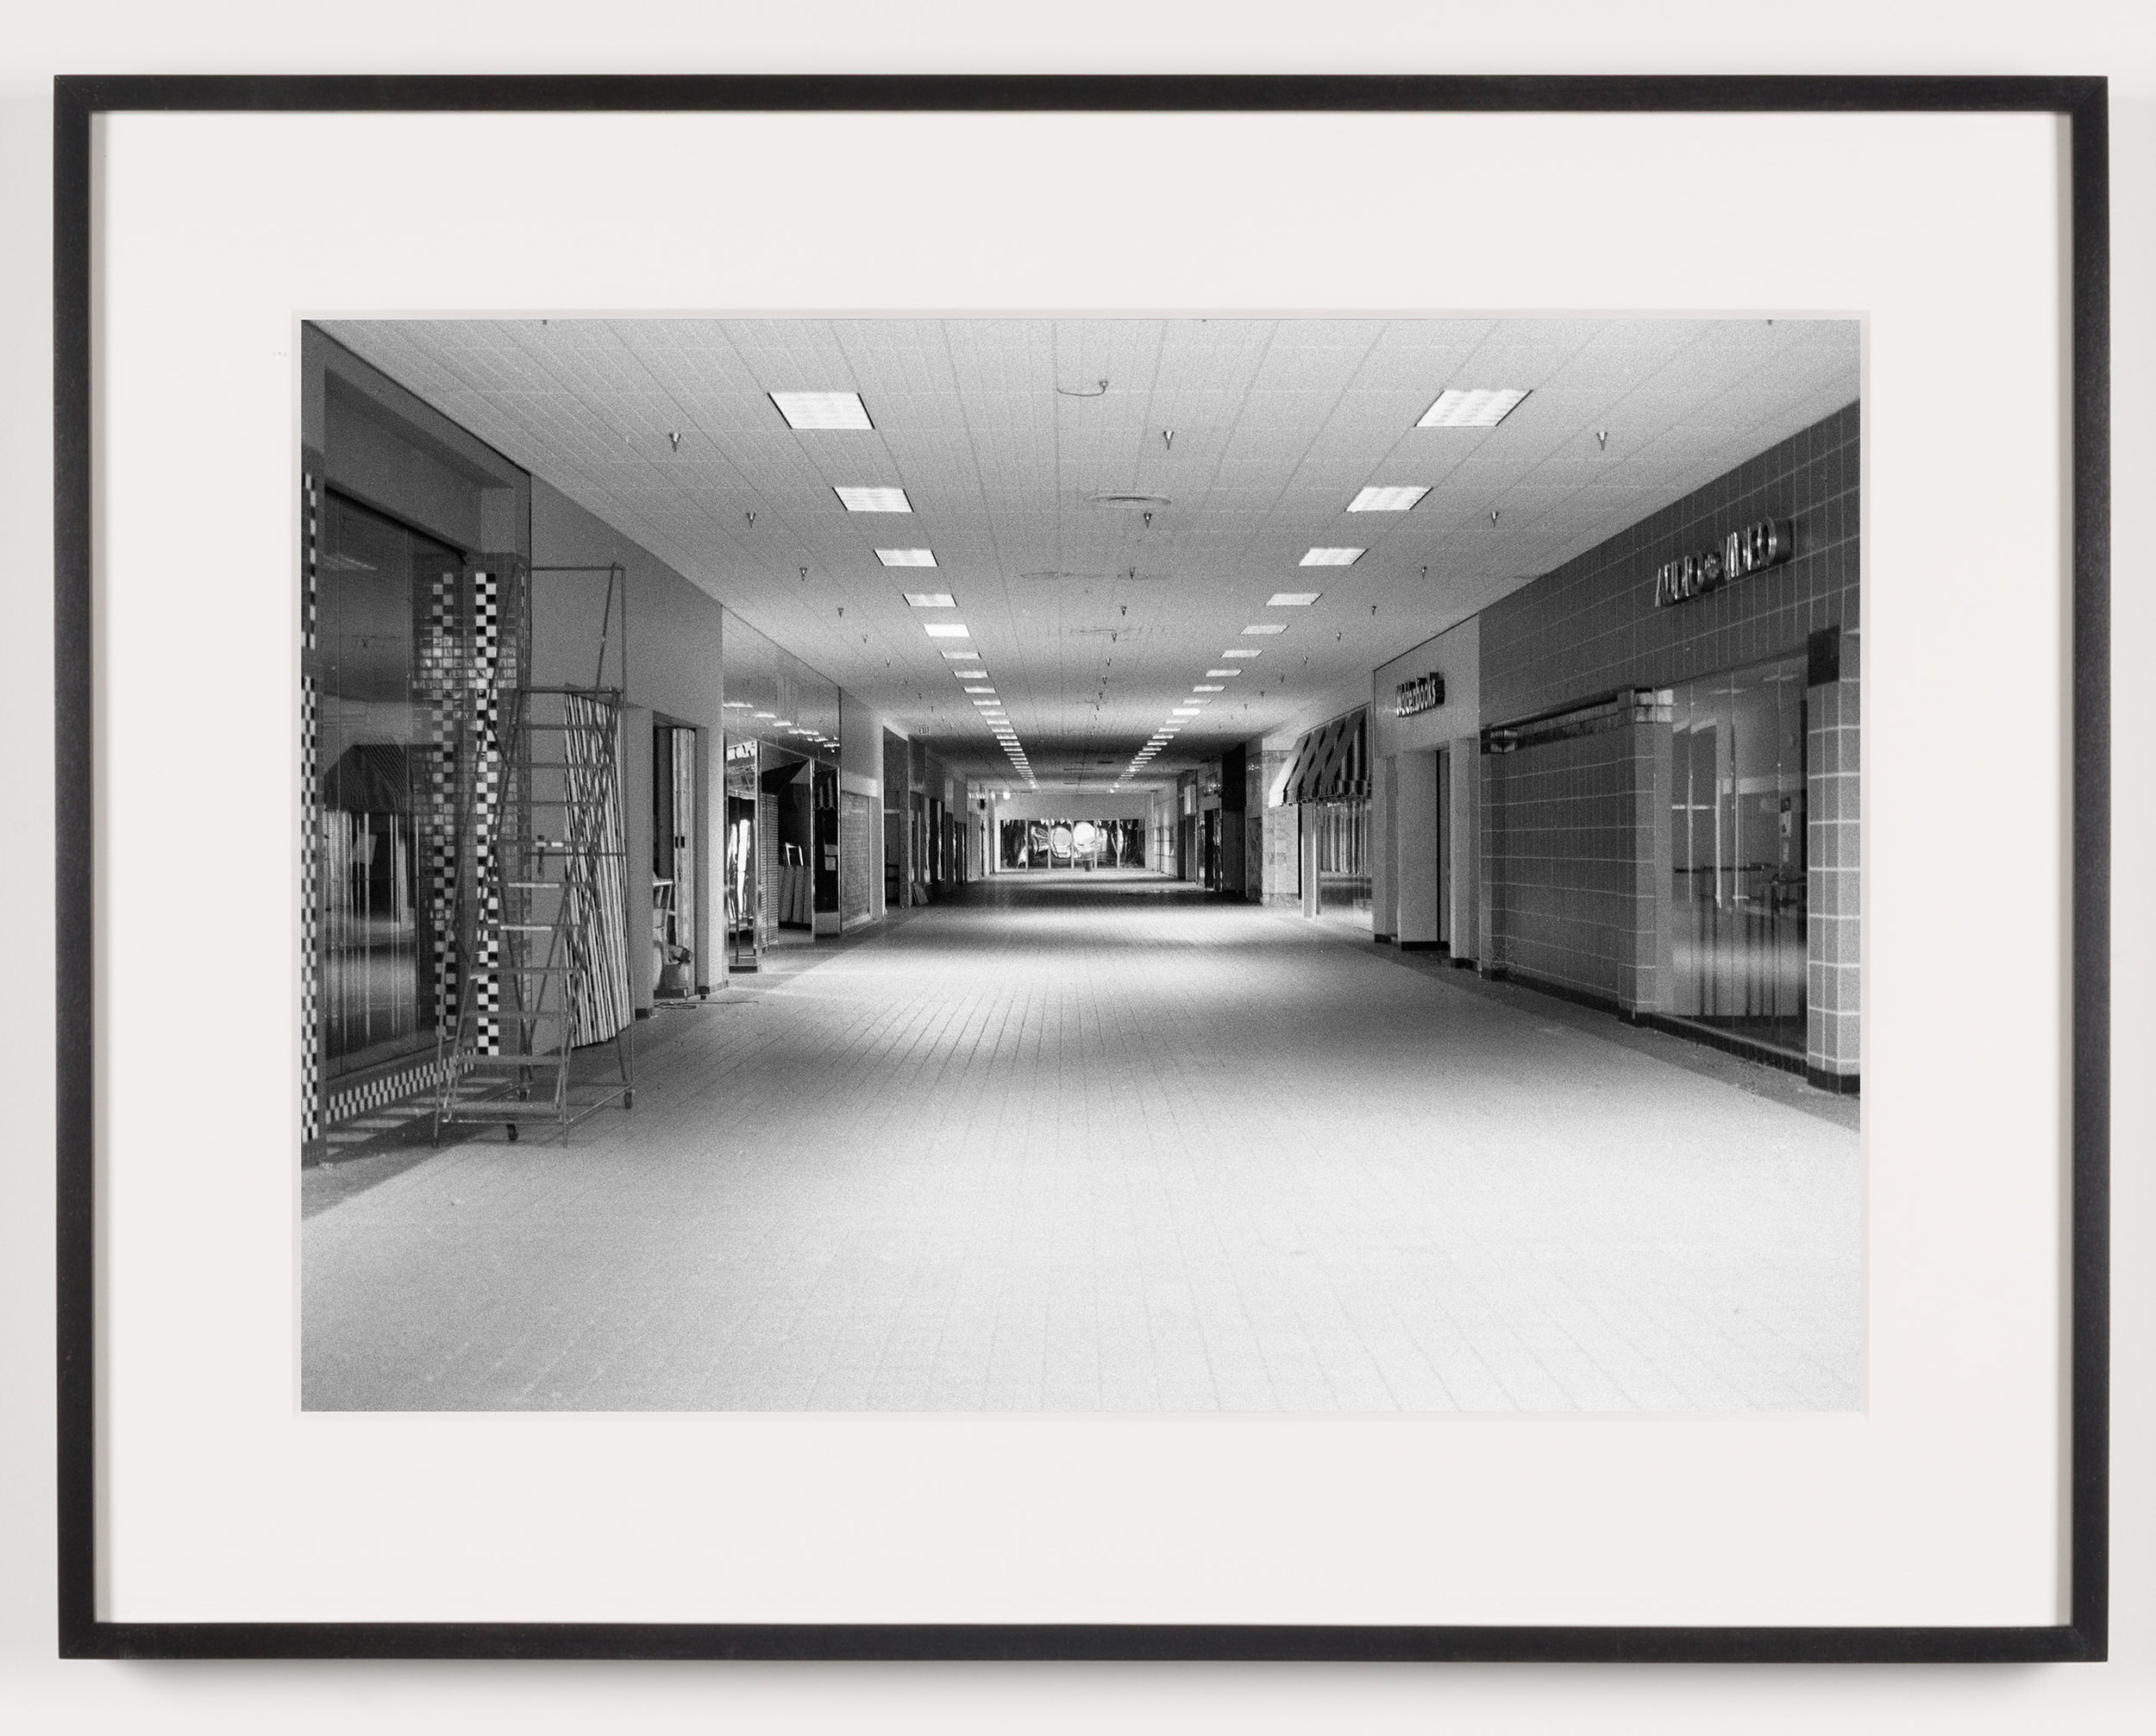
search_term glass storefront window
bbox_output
[1313,798,1370,917]
[315,493,461,1077]
[1665,654,1808,1055]
[999,818,1144,868]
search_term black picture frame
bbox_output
[53,72,2110,1664]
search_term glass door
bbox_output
[724,737,759,973]
[1666,654,1808,1054]
[652,723,698,995]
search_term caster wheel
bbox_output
[505,1123,519,1142]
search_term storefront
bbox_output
[999,817,1145,868]
[1472,402,1860,1090]
[718,611,843,965]
[1275,706,1372,926]
[301,331,540,1160]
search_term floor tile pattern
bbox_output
[304,869,1861,1413]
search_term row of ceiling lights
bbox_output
[768,384,1531,793]
[768,387,1035,786]
[1111,389,1530,790]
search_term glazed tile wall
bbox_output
[1808,633,1861,1077]
[1476,402,1860,1081]
[1479,722,1663,1007]
[1481,401,1859,724]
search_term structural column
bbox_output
[1806,628,1861,1089]
[1393,749,1441,949]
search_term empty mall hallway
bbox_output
[302,869,1861,1413]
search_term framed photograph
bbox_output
[54,75,2109,1661]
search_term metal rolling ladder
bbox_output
[433,566,636,1144]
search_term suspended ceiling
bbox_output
[322,316,1859,794]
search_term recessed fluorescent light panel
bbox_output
[1223,649,1262,659]
[771,391,873,430]
[876,548,937,567]
[1241,624,1288,636]
[923,624,971,639]
[1417,387,1530,429]
[1299,548,1363,567]
[1267,592,1321,606]
[1205,669,1239,679]
[963,686,995,694]
[1348,485,1431,512]
[834,486,911,512]
[1194,685,1225,693]
[905,593,956,610]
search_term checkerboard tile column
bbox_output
[299,467,323,1151]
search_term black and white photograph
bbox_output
[298,314,1865,1415]
[34,49,2121,1689]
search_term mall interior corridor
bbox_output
[303,869,1860,1413]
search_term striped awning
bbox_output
[1282,706,1369,805]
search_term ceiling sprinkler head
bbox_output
[1595,429,1610,451]
[745,510,756,528]
[1142,511,1153,529]
[667,430,682,452]
[1162,429,1174,450]
[799,566,808,582]
[1490,508,1501,524]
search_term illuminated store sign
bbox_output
[1395,672,1446,718]
[1653,517,1794,609]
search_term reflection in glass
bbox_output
[1665,655,1808,1055]
[999,818,1145,868]
[316,494,460,1076]
[1313,798,1370,918]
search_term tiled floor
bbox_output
[303,868,1861,1413]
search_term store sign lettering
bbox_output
[1395,672,1446,718]
[1653,517,1794,609]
